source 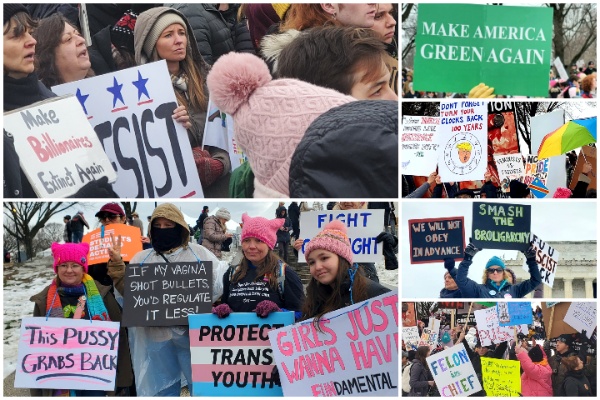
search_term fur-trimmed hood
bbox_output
[260,29,300,74]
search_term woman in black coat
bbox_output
[409,346,435,396]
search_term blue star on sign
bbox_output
[106,77,125,108]
[75,88,89,114]
[132,70,150,101]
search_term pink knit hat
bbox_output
[51,242,90,273]
[241,213,284,250]
[207,52,354,197]
[304,220,353,264]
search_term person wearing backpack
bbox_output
[212,213,305,319]
[402,351,414,396]
[409,346,436,396]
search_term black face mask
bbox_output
[151,225,183,253]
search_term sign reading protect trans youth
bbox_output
[414,4,553,97]
[472,202,531,251]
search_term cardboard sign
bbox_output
[3,95,117,197]
[474,308,527,346]
[202,99,247,171]
[541,302,577,339]
[497,302,532,326]
[298,210,384,263]
[569,145,597,191]
[122,262,213,327]
[481,357,521,397]
[15,317,120,390]
[522,233,558,288]
[402,302,417,327]
[189,312,294,396]
[82,224,143,264]
[438,100,488,183]
[268,291,398,397]
[409,217,465,264]
[426,343,482,397]
[494,154,525,193]
[401,115,441,175]
[52,60,203,198]
[563,303,596,338]
[472,202,531,251]
[413,4,553,97]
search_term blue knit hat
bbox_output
[486,256,505,270]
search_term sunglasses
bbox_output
[487,268,503,274]
[98,214,120,221]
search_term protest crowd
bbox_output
[402,302,597,397]
[12,201,399,396]
[3,3,398,199]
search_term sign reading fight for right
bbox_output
[413,4,553,97]
[471,202,531,251]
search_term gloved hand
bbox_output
[212,303,232,318]
[523,243,537,260]
[579,329,589,344]
[254,300,281,318]
[443,257,455,272]
[464,240,481,258]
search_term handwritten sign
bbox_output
[82,224,143,264]
[494,154,525,193]
[523,154,549,187]
[268,291,398,397]
[202,99,247,171]
[52,60,203,198]
[403,327,421,350]
[420,318,441,349]
[122,262,213,327]
[409,217,465,264]
[481,357,521,396]
[472,202,531,251]
[298,210,384,263]
[3,95,117,197]
[497,302,532,327]
[474,307,527,347]
[522,233,559,288]
[563,303,596,338]
[426,343,482,397]
[402,115,441,175]
[15,317,120,390]
[413,4,553,97]
[189,312,294,396]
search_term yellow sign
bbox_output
[481,357,521,396]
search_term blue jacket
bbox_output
[456,256,542,298]
[439,266,463,298]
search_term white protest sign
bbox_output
[402,115,441,175]
[523,154,550,186]
[438,100,488,182]
[426,343,482,397]
[420,318,441,349]
[531,110,566,196]
[522,233,559,288]
[563,303,596,338]
[473,308,527,347]
[403,326,421,350]
[15,317,120,391]
[268,291,398,397]
[553,57,569,80]
[494,154,525,193]
[298,209,384,263]
[52,60,203,198]
[202,99,247,171]
[3,95,117,197]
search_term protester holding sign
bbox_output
[107,203,220,396]
[515,343,553,396]
[408,346,435,396]
[301,220,390,326]
[134,7,231,197]
[29,242,133,396]
[212,213,305,320]
[455,240,542,298]
[439,258,462,298]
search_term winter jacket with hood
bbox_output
[201,215,228,258]
[455,255,542,298]
[516,346,553,397]
[408,359,432,396]
[564,369,593,396]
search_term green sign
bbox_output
[413,4,553,97]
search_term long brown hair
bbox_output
[301,258,368,328]
[232,250,282,290]
[281,4,339,31]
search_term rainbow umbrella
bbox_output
[537,117,596,159]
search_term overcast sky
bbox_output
[402,200,596,297]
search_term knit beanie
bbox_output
[271,4,291,19]
[207,52,354,197]
[4,4,28,25]
[528,344,544,363]
[95,202,125,217]
[52,242,90,273]
[486,256,505,270]
[111,9,138,52]
[142,11,187,62]
[215,208,231,221]
[241,213,284,250]
[304,220,353,265]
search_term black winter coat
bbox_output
[564,370,593,396]
[409,359,432,396]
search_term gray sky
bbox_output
[402,200,596,297]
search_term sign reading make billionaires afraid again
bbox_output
[414,4,553,97]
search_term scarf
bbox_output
[534,358,549,367]
[46,274,110,321]
[488,279,508,292]
[3,72,55,111]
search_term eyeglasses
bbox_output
[99,214,119,221]
[487,268,503,274]
[58,264,82,271]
